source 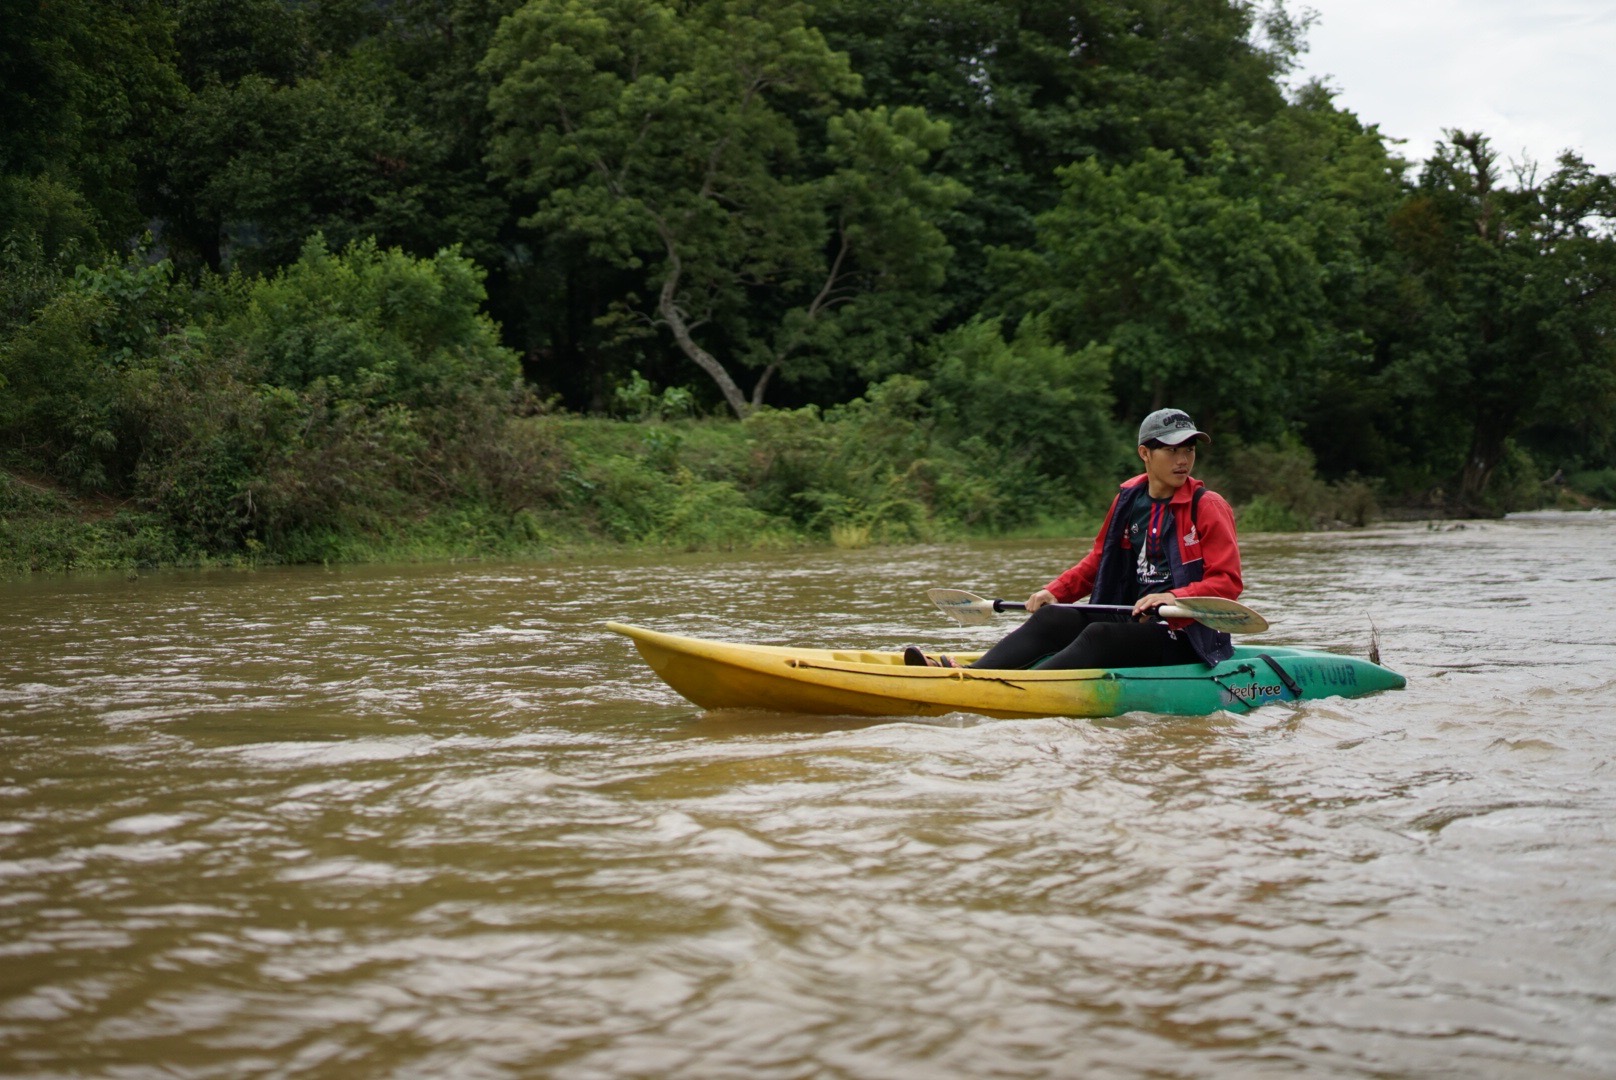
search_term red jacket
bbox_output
[1045,474,1242,629]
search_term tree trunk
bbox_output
[750,362,779,409]
[1458,431,1506,512]
[656,248,752,419]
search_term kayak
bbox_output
[606,621,1406,720]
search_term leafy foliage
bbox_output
[225,235,519,401]
[483,0,963,415]
[0,0,183,237]
[996,147,1325,437]
[0,251,181,488]
[928,316,1117,513]
[1339,135,1616,511]
[2,234,545,560]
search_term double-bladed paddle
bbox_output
[927,588,1269,634]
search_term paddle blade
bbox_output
[926,588,998,626]
[1160,596,1269,633]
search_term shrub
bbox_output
[0,252,184,491]
[224,235,520,405]
[742,405,840,527]
[119,236,544,552]
[1205,439,1391,529]
[1237,494,1304,533]
[0,175,103,332]
[566,449,778,550]
[613,370,698,420]
[0,286,120,488]
[1569,468,1616,504]
[743,379,939,542]
[1479,440,1545,514]
[659,476,781,550]
[928,315,1116,519]
[0,471,198,575]
[411,382,568,508]
[1208,434,1326,518]
[1326,475,1381,527]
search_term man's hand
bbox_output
[1132,591,1177,619]
[1025,589,1058,612]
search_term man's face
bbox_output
[1139,441,1197,491]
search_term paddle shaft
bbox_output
[992,599,1188,620]
[926,587,1268,632]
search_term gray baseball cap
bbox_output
[1138,408,1209,446]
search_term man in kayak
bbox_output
[905,407,1242,670]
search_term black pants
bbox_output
[968,604,1200,670]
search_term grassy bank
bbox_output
[0,241,1123,578]
[7,409,1604,581]
[2,405,1103,577]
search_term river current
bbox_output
[2,512,1613,1077]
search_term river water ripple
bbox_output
[2,512,1614,1078]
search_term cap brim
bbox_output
[1158,431,1209,446]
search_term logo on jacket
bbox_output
[1183,524,1200,546]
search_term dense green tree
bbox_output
[1252,80,1411,475]
[806,0,1302,319]
[0,0,183,240]
[158,70,439,272]
[371,0,617,405]
[371,0,522,268]
[1370,134,1616,507]
[155,0,519,279]
[483,0,963,417]
[171,0,309,89]
[743,104,967,398]
[994,145,1325,436]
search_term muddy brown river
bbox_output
[2,511,1613,1077]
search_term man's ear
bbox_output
[1137,445,1151,464]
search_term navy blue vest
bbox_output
[1088,481,1233,666]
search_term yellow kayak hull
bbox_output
[607,622,1406,720]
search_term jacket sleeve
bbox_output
[1043,495,1119,602]
[1169,490,1242,601]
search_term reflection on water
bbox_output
[3,512,1615,1077]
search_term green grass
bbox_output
[7,411,1578,580]
[0,472,206,575]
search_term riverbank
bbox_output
[5,473,1597,583]
[2,399,1098,578]
[5,411,1602,581]
[0,464,1099,579]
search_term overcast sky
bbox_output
[1286,0,1616,178]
